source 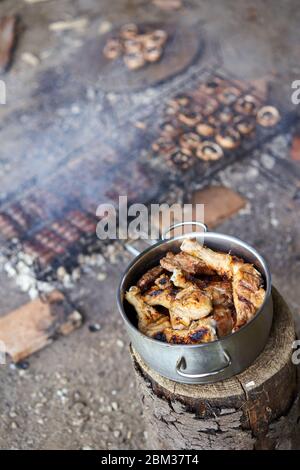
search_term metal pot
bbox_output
[117,222,273,384]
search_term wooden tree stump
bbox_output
[131,288,300,450]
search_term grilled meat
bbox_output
[181,239,265,327]
[125,284,216,343]
[160,251,215,276]
[126,239,265,344]
[232,260,265,328]
[171,268,233,307]
[181,238,232,277]
[143,284,212,329]
[144,316,172,340]
[205,279,233,307]
[164,317,217,344]
[170,269,234,337]
[154,273,173,289]
[212,305,234,337]
[125,286,170,335]
[126,285,216,343]
[136,265,164,292]
[170,268,193,288]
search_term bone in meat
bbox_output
[160,251,215,276]
[143,284,212,329]
[125,286,170,336]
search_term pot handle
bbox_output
[162,221,208,241]
[125,237,159,257]
[125,221,207,256]
[176,350,231,379]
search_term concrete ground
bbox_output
[0,0,300,450]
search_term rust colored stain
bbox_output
[290,135,300,161]
[0,16,17,72]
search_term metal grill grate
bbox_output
[0,67,297,281]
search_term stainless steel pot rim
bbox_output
[117,230,272,349]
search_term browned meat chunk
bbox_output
[126,238,266,344]
[232,260,265,327]
[136,265,164,292]
[181,239,233,277]
[125,286,170,335]
[143,284,212,329]
[212,305,234,337]
[154,273,173,289]
[164,317,217,344]
[160,251,215,276]
[205,279,233,307]
[171,268,233,307]
[181,239,265,327]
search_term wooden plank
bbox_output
[192,185,246,228]
[0,290,82,362]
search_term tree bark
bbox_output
[131,288,300,450]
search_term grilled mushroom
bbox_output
[147,29,168,47]
[256,106,280,127]
[198,77,225,95]
[103,38,122,59]
[144,45,162,62]
[123,51,145,70]
[159,121,179,137]
[120,23,138,39]
[168,94,191,111]
[196,122,216,137]
[215,107,234,124]
[178,110,200,127]
[179,132,201,154]
[215,127,240,149]
[234,94,260,115]
[194,96,219,116]
[196,141,224,161]
[218,86,241,105]
[152,137,176,155]
[234,116,255,135]
[123,38,142,53]
[170,150,194,170]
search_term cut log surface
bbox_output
[131,288,300,450]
